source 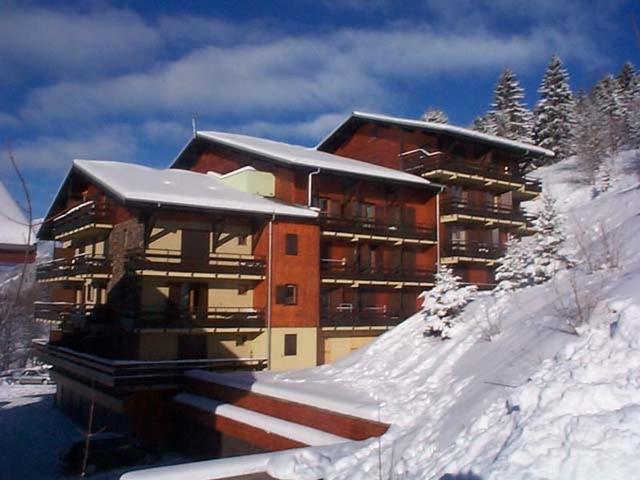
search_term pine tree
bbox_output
[421,266,477,339]
[616,62,640,148]
[532,55,576,163]
[574,90,606,184]
[592,74,625,154]
[529,194,570,283]
[470,113,498,135]
[494,236,532,293]
[490,68,533,142]
[421,107,449,124]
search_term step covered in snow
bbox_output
[174,393,349,451]
[184,370,389,440]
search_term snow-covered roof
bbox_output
[317,111,555,158]
[72,160,317,218]
[0,180,32,246]
[192,131,437,188]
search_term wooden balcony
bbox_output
[126,249,266,280]
[320,307,415,328]
[441,199,534,227]
[319,213,436,244]
[52,200,115,240]
[441,240,506,264]
[134,307,266,330]
[36,254,111,282]
[34,302,111,325]
[402,152,542,198]
[321,260,434,286]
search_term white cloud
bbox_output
[0,4,159,83]
[142,120,191,143]
[20,22,596,125]
[0,113,20,128]
[6,126,137,172]
[233,112,349,143]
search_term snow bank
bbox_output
[258,150,640,479]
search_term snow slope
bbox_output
[257,150,640,479]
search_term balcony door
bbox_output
[182,229,210,266]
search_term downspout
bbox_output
[436,191,441,273]
[266,213,275,370]
[307,168,321,207]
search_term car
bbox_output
[59,433,156,475]
[12,368,54,385]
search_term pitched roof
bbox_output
[179,131,439,188]
[317,111,555,158]
[0,180,32,246]
[72,160,317,218]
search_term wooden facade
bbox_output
[317,114,549,287]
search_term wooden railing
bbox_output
[441,199,534,223]
[133,307,266,329]
[441,240,505,259]
[36,254,111,280]
[34,302,111,324]
[320,307,415,327]
[52,200,116,237]
[321,259,434,283]
[126,249,266,276]
[401,152,542,192]
[319,213,436,241]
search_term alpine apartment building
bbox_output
[33,112,551,439]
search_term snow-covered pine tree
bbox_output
[494,235,532,293]
[574,90,606,184]
[470,113,497,135]
[421,107,449,124]
[490,68,533,142]
[592,74,625,154]
[421,266,477,339]
[532,55,576,164]
[529,194,570,283]
[616,62,640,148]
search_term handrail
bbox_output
[319,213,437,240]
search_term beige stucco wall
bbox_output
[138,332,178,360]
[148,225,181,252]
[141,279,170,309]
[214,224,253,256]
[220,169,275,198]
[269,327,317,371]
[208,283,253,308]
[323,336,377,364]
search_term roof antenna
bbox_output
[191,114,198,138]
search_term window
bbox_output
[276,284,298,305]
[284,334,297,356]
[285,234,298,255]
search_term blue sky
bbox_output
[1,0,638,218]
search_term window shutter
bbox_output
[276,285,287,304]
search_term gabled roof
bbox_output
[38,160,316,239]
[0,180,32,247]
[173,131,441,189]
[317,111,555,158]
[73,160,317,218]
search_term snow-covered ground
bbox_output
[244,150,640,479]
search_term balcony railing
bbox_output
[402,152,542,193]
[319,213,436,242]
[36,254,111,280]
[52,200,115,238]
[126,249,266,276]
[321,260,434,283]
[33,341,267,389]
[34,302,111,324]
[441,199,534,224]
[441,240,505,260]
[133,307,266,329]
[320,307,416,327]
